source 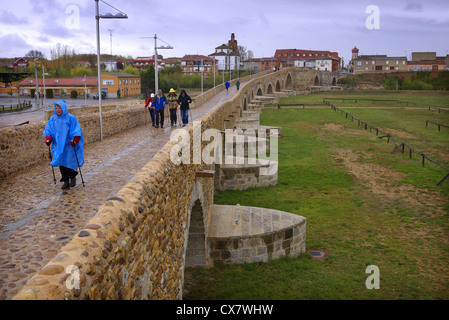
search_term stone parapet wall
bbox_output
[12,133,214,300]
[0,105,148,179]
[43,100,144,121]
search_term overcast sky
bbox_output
[0,0,448,66]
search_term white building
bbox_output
[209,44,240,72]
[104,58,117,72]
[315,59,332,71]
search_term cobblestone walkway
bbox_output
[0,86,241,300]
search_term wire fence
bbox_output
[322,99,449,186]
[0,101,32,113]
[428,106,449,113]
[322,97,417,106]
[426,120,449,132]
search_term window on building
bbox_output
[386,61,389,64]
[372,61,375,64]
[357,61,362,66]
[396,61,399,64]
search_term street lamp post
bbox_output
[82,75,87,107]
[34,59,40,107]
[95,0,127,141]
[201,59,203,104]
[42,66,50,108]
[141,34,173,95]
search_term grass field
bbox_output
[183,90,449,300]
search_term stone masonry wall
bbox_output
[12,67,306,300]
[0,70,273,180]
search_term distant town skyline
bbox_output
[0,0,448,66]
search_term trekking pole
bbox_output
[48,146,56,184]
[189,108,193,124]
[72,143,85,187]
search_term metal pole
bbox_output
[48,146,56,184]
[73,145,85,187]
[34,61,39,107]
[95,0,103,141]
[42,65,46,108]
[84,75,87,106]
[201,59,203,105]
[229,53,232,81]
[154,34,159,94]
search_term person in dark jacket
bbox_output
[177,89,192,127]
[153,89,167,128]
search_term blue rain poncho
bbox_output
[43,100,84,171]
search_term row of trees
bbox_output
[3,43,256,96]
[383,71,449,90]
[140,65,252,95]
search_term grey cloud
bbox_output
[0,10,29,25]
[403,2,423,12]
[0,34,32,56]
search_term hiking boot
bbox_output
[62,181,70,189]
[70,177,76,188]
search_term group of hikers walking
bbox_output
[43,88,193,190]
[43,81,242,189]
[145,88,192,128]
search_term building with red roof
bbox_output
[181,55,218,75]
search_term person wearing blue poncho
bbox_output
[43,100,84,189]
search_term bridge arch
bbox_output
[286,73,293,90]
[276,80,281,92]
[256,87,263,96]
[314,75,320,86]
[267,83,273,94]
[184,179,210,272]
[185,199,207,268]
[332,77,337,86]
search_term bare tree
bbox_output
[25,50,46,60]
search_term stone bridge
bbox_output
[2,68,341,300]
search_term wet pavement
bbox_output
[0,86,241,300]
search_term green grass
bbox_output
[183,91,449,300]
[269,90,449,108]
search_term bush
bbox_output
[70,90,78,99]
[46,89,54,99]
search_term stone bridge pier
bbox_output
[10,68,340,300]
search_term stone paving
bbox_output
[0,85,242,300]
